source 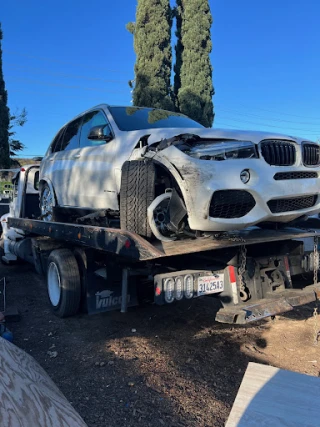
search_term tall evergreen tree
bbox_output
[9,108,27,156]
[174,0,214,127]
[127,0,174,111]
[0,24,10,168]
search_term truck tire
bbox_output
[120,160,155,238]
[47,248,81,317]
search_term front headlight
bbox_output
[187,140,258,161]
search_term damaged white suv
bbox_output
[40,105,320,241]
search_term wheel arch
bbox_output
[152,158,189,209]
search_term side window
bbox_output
[51,128,65,153]
[79,111,109,148]
[34,171,40,191]
[60,117,82,151]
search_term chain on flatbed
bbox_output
[231,228,320,338]
[214,233,249,301]
[313,235,320,345]
[238,244,247,295]
[213,232,247,244]
[280,225,320,344]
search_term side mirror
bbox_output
[88,125,113,142]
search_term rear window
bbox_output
[50,128,65,153]
[108,107,204,131]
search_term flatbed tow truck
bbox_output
[1,165,320,325]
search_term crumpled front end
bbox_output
[149,137,320,232]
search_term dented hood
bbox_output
[126,127,313,146]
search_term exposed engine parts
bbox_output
[147,188,190,242]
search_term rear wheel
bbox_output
[47,248,81,317]
[40,183,56,222]
[120,161,156,238]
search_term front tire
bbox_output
[47,249,81,317]
[120,161,155,238]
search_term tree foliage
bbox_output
[127,0,174,111]
[0,24,10,168]
[9,108,27,156]
[174,0,214,127]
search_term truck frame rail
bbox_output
[7,217,320,261]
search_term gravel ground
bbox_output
[1,261,320,427]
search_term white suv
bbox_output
[40,105,320,241]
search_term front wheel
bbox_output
[40,183,56,222]
[120,161,156,238]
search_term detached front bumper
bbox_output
[215,284,320,324]
[180,158,320,231]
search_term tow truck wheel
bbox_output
[47,249,81,317]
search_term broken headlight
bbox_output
[187,141,258,161]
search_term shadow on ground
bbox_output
[1,262,319,427]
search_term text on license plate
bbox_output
[197,274,224,296]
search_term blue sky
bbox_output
[1,0,320,157]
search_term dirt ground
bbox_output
[1,261,320,427]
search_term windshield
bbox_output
[108,106,204,131]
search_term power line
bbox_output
[4,63,128,84]
[217,106,320,126]
[7,78,130,93]
[8,83,318,129]
[3,50,129,75]
[215,122,320,137]
[7,89,89,98]
[216,122,320,136]
[15,154,44,157]
[4,51,319,123]
[218,102,320,121]
[217,115,320,134]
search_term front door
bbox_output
[72,110,119,211]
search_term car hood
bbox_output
[125,127,313,146]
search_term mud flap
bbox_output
[85,253,138,314]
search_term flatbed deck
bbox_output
[8,217,320,262]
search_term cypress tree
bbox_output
[0,24,10,168]
[127,0,174,111]
[174,0,214,127]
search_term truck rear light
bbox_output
[174,276,183,300]
[164,278,175,303]
[228,266,239,304]
[184,274,194,299]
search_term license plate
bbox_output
[197,274,224,296]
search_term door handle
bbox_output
[72,154,81,159]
